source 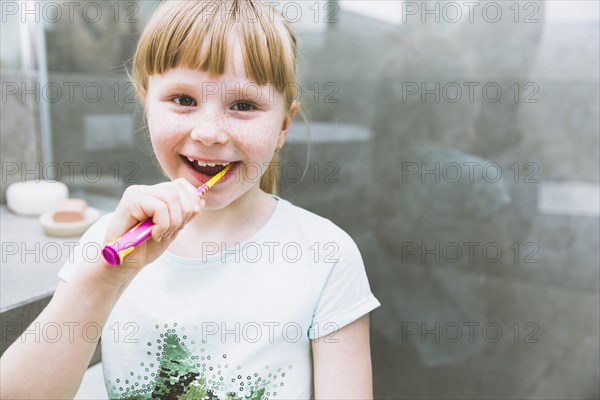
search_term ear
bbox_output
[276,101,299,149]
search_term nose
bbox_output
[189,110,229,146]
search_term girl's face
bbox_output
[145,41,296,209]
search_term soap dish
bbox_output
[39,207,102,237]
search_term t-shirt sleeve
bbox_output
[57,212,114,283]
[308,225,381,340]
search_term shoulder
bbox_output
[89,211,114,235]
[57,211,115,282]
[71,211,115,255]
[275,197,359,253]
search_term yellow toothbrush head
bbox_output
[197,163,233,197]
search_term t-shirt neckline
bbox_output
[163,195,284,266]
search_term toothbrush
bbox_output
[102,164,232,266]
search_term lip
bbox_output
[180,155,241,187]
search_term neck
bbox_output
[188,184,272,234]
[168,185,278,257]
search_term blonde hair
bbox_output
[132,0,303,194]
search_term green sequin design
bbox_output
[107,325,291,400]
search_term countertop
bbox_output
[0,193,119,313]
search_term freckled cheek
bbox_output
[227,120,280,160]
[147,116,186,164]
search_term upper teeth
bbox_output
[187,157,230,167]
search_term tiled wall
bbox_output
[1,1,598,399]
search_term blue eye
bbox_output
[173,95,196,107]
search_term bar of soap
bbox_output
[6,181,68,216]
[52,199,88,223]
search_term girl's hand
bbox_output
[102,178,204,274]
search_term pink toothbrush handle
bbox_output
[102,183,211,266]
[101,218,154,265]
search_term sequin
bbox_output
[106,327,290,399]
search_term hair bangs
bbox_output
[133,0,296,101]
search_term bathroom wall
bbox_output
[0,72,42,203]
[1,1,598,399]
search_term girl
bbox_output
[0,1,380,399]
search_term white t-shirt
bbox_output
[58,195,381,399]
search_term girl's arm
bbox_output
[0,261,138,399]
[311,314,374,399]
[1,179,203,398]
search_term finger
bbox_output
[162,226,182,243]
[149,199,172,241]
[182,179,204,215]
[173,179,197,227]
[148,187,183,239]
[106,193,171,244]
[132,195,171,242]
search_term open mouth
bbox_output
[181,156,240,177]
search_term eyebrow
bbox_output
[159,82,197,93]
